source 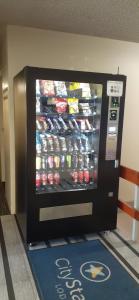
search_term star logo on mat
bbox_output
[80,261,111,282]
[85,264,105,279]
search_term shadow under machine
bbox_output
[14,67,126,244]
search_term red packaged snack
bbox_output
[55,98,67,113]
[84,170,90,183]
[39,80,55,96]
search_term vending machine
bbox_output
[14,67,126,244]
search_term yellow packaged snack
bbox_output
[68,98,79,114]
[69,82,80,91]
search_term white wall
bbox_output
[5,25,139,212]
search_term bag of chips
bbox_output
[39,80,55,96]
[80,83,91,98]
[54,81,67,97]
[55,98,67,113]
[68,98,79,114]
[69,82,80,91]
[79,102,92,115]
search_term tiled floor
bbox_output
[0,213,139,300]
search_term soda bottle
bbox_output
[41,134,48,153]
[78,170,84,184]
[66,154,72,168]
[48,155,54,169]
[84,169,90,183]
[78,154,84,169]
[54,172,60,184]
[72,154,78,169]
[36,97,40,113]
[48,172,54,185]
[41,171,47,186]
[36,131,41,154]
[71,170,78,183]
[36,171,41,189]
[53,136,60,152]
[47,134,54,152]
[54,155,60,169]
[61,154,65,169]
[36,155,41,170]
[84,154,90,168]
[41,156,46,170]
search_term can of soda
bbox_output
[36,171,41,188]
[54,172,60,184]
[71,170,78,183]
[48,172,54,185]
[84,170,90,183]
[41,171,47,186]
[78,170,84,183]
[48,155,53,169]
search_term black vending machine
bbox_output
[14,67,126,244]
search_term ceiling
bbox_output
[0,0,139,43]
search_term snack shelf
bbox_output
[36,150,95,155]
[36,180,97,194]
[37,95,98,101]
[36,112,96,117]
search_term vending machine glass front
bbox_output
[35,80,102,193]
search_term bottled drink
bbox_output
[36,155,41,170]
[59,137,67,152]
[53,136,60,152]
[72,154,78,169]
[36,132,41,154]
[48,172,54,185]
[61,154,65,169]
[78,154,84,169]
[41,156,46,170]
[36,97,40,113]
[48,155,54,169]
[66,154,72,168]
[41,134,48,153]
[36,171,41,188]
[84,170,90,183]
[54,155,60,169]
[78,170,84,184]
[71,170,78,183]
[54,172,60,184]
[47,134,54,152]
[84,154,90,168]
[41,171,47,186]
